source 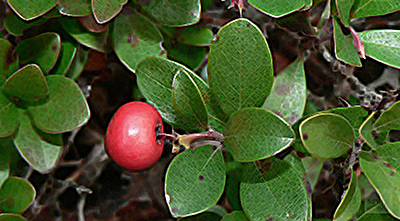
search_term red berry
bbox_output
[105,101,164,172]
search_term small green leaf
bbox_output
[359,30,400,68]
[0,139,11,188]
[262,59,306,125]
[336,0,354,27]
[334,170,362,221]
[0,91,19,137]
[248,0,305,17]
[359,142,400,219]
[164,39,206,70]
[300,113,354,159]
[333,16,362,67]
[13,110,62,172]
[29,75,90,133]
[358,203,398,221]
[0,39,18,78]
[65,46,89,79]
[51,41,78,75]
[7,0,57,20]
[58,0,92,16]
[178,25,214,46]
[92,0,127,23]
[359,113,377,149]
[113,7,163,71]
[180,206,226,220]
[374,100,400,131]
[172,69,208,128]
[221,211,249,221]
[321,106,369,136]
[3,12,46,36]
[3,64,49,102]
[224,108,295,162]
[136,0,201,26]
[208,18,274,116]
[16,32,61,73]
[352,0,400,18]
[0,213,26,221]
[0,177,36,213]
[165,146,225,217]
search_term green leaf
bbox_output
[358,203,398,221]
[7,0,57,20]
[241,157,311,220]
[262,59,306,125]
[301,156,324,191]
[29,75,90,133]
[180,206,226,220]
[165,146,225,217]
[51,41,78,75]
[334,170,362,221]
[321,106,369,136]
[65,46,89,79]
[374,100,400,131]
[178,25,214,46]
[172,69,208,128]
[92,0,127,23]
[3,64,49,102]
[248,0,305,17]
[16,32,61,73]
[359,30,400,68]
[300,113,354,159]
[0,139,11,188]
[352,0,400,18]
[359,113,377,149]
[0,214,26,221]
[0,177,36,213]
[136,0,201,26]
[13,110,62,172]
[113,7,163,71]
[208,18,274,116]
[58,0,92,16]
[359,142,400,219]
[0,39,18,79]
[164,39,206,70]
[333,16,362,67]
[223,108,295,162]
[3,12,46,36]
[221,211,249,221]
[336,0,354,27]
[0,91,19,137]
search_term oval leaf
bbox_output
[0,138,11,188]
[92,0,127,24]
[7,0,57,20]
[3,64,49,102]
[353,0,400,18]
[300,113,354,159]
[221,211,249,221]
[359,112,377,149]
[113,7,163,71]
[374,100,400,131]
[29,75,90,133]
[223,108,295,162]
[51,41,78,75]
[336,0,354,27]
[3,12,46,36]
[0,92,19,137]
[165,146,226,217]
[0,177,36,213]
[358,203,398,221]
[58,0,91,16]
[208,18,273,116]
[178,25,214,46]
[0,214,26,221]
[0,39,18,78]
[248,0,305,17]
[334,170,362,221]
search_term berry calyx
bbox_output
[105,101,164,172]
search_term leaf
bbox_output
[262,59,306,125]
[359,142,400,219]
[172,69,208,128]
[92,0,127,23]
[7,0,57,20]
[241,157,311,221]
[208,18,274,116]
[178,25,214,46]
[352,0,400,18]
[336,0,354,27]
[221,211,249,221]
[359,30,400,68]
[321,106,369,136]
[0,214,26,221]
[247,0,305,17]
[65,46,89,79]
[3,12,46,36]
[300,113,354,159]
[180,206,226,220]
[29,75,90,133]
[0,177,36,213]
[0,139,11,188]
[16,32,61,73]
[136,0,201,26]
[58,0,92,16]
[358,203,398,221]
[113,7,163,71]
[165,146,225,217]
[223,108,295,162]
[374,100,400,131]
[163,39,206,70]
[51,41,78,75]
[3,64,49,102]
[13,110,62,172]
[0,39,18,78]
[359,113,377,149]
[333,16,362,67]
[334,170,362,221]
[0,91,19,137]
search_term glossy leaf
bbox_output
[0,214,26,221]
[0,91,19,137]
[180,206,226,220]
[51,41,77,75]
[208,18,273,116]
[333,16,362,67]
[336,0,354,27]
[172,69,208,128]
[334,170,362,221]
[0,39,18,78]
[92,0,127,23]
[29,75,90,133]
[164,39,206,70]
[7,0,57,20]
[359,113,377,149]
[221,211,249,221]
[352,0,400,18]
[137,0,201,26]
[165,146,225,217]
[374,100,400,131]
[358,203,398,221]
[0,139,11,188]
[262,59,306,125]
[113,7,163,71]
[223,108,295,162]
[3,12,46,36]
[0,177,35,213]
[16,32,61,73]
[65,46,89,79]
[359,142,400,219]
[359,30,400,68]
[300,113,354,159]
[321,106,369,136]
[58,0,91,16]
[3,64,49,102]
[178,25,214,46]
[248,0,305,17]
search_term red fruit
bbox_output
[105,101,164,172]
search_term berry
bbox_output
[105,101,164,172]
